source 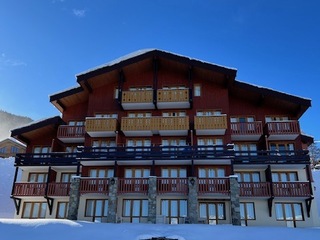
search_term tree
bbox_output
[308,143,320,166]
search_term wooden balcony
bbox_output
[47,182,70,196]
[239,182,271,197]
[121,90,155,110]
[194,115,227,135]
[57,125,85,143]
[157,89,190,109]
[12,183,46,196]
[80,178,109,195]
[157,178,188,195]
[272,182,311,198]
[158,116,189,136]
[121,117,160,136]
[264,121,300,140]
[12,182,71,197]
[118,178,148,195]
[198,178,230,195]
[230,121,263,140]
[85,117,117,137]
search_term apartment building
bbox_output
[10,49,319,227]
[0,137,26,158]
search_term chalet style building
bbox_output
[10,49,319,227]
[0,137,26,158]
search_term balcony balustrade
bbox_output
[157,178,188,195]
[230,121,263,140]
[85,118,117,137]
[47,182,71,196]
[272,182,311,197]
[57,125,85,143]
[121,90,155,110]
[264,121,300,140]
[80,178,109,195]
[198,178,230,195]
[194,115,227,135]
[121,117,160,136]
[157,89,190,109]
[239,182,271,197]
[118,178,149,195]
[12,182,46,196]
[158,116,189,136]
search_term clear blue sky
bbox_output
[0,0,319,142]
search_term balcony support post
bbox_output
[11,197,21,215]
[229,175,241,226]
[45,196,54,215]
[268,197,274,217]
[67,176,81,220]
[11,167,19,196]
[148,176,157,223]
[187,177,198,223]
[305,197,313,218]
[107,177,118,223]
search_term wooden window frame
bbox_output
[194,84,201,97]
[198,167,226,178]
[22,202,47,219]
[122,199,149,223]
[85,199,109,222]
[234,172,261,182]
[161,199,188,224]
[56,201,69,219]
[271,171,298,182]
[28,172,48,183]
[199,201,226,224]
[275,202,304,227]
[240,202,256,226]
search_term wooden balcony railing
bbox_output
[85,118,117,132]
[230,121,263,135]
[121,117,159,131]
[122,90,153,103]
[157,178,188,195]
[13,183,46,196]
[239,182,271,197]
[118,178,148,195]
[159,116,189,131]
[194,115,227,130]
[265,121,300,135]
[198,178,230,195]
[272,182,311,197]
[80,178,109,195]
[157,89,189,102]
[47,182,71,196]
[57,125,85,139]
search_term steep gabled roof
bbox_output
[11,116,65,144]
[76,49,238,83]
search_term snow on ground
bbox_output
[1,157,320,240]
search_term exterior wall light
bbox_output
[190,178,195,186]
[110,178,115,185]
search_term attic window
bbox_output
[194,84,201,96]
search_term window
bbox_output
[197,138,223,151]
[196,110,221,116]
[272,172,298,182]
[127,112,152,118]
[11,146,19,153]
[56,202,69,219]
[129,86,152,91]
[85,199,108,222]
[123,199,148,223]
[0,147,6,153]
[162,138,187,152]
[124,168,150,178]
[61,173,77,182]
[199,202,225,224]
[235,172,260,182]
[65,146,79,157]
[275,203,304,227]
[162,111,186,117]
[161,199,187,224]
[95,113,118,118]
[33,146,51,158]
[126,139,151,152]
[28,173,48,183]
[22,202,47,218]
[89,168,114,178]
[269,143,294,155]
[234,143,257,156]
[161,167,187,177]
[265,116,289,122]
[198,167,225,178]
[92,140,116,152]
[194,84,201,97]
[114,88,119,99]
[240,202,255,226]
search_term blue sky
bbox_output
[0,0,319,142]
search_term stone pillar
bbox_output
[107,177,118,223]
[148,176,157,223]
[229,175,241,226]
[67,176,81,220]
[187,177,198,224]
